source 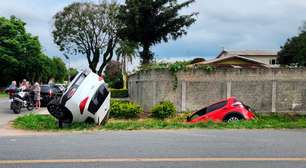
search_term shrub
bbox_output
[110,89,128,98]
[110,100,142,119]
[151,101,176,119]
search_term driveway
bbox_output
[0,98,17,128]
[0,97,49,136]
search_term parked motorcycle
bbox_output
[10,89,34,114]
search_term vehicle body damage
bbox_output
[187,97,255,123]
[47,70,110,126]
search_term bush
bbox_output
[110,89,128,98]
[151,101,176,119]
[110,100,143,119]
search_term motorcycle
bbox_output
[10,89,34,114]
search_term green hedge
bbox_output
[110,100,143,119]
[110,89,128,98]
[151,101,176,119]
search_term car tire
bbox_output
[223,113,244,122]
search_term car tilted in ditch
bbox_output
[187,97,255,123]
[47,70,110,126]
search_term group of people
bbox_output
[6,79,41,110]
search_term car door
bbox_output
[204,100,227,121]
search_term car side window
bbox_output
[207,101,227,113]
[190,107,207,120]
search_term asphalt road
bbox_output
[0,130,306,168]
[1,97,306,167]
[0,98,17,128]
[0,97,39,128]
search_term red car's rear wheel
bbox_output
[223,112,244,122]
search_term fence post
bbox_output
[272,80,276,113]
[152,81,157,106]
[226,80,232,98]
[181,81,186,112]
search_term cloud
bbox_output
[153,0,306,61]
[1,0,306,71]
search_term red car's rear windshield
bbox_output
[190,100,227,120]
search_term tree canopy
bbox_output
[104,60,123,89]
[0,16,67,86]
[68,67,79,81]
[52,1,121,75]
[119,0,198,64]
[278,22,306,67]
[278,23,306,67]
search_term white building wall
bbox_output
[245,56,277,65]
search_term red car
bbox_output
[187,97,255,123]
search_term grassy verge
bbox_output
[0,92,7,98]
[13,114,97,131]
[13,113,306,131]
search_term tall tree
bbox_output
[116,40,138,88]
[52,1,120,75]
[119,0,198,64]
[68,67,78,81]
[0,16,68,86]
[52,57,68,83]
[0,16,55,85]
[278,22,306,67]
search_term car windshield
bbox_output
[190,107,207,120]
[52,86,61,93]
[88,84,109,114]
[41,86,50,92]
[206,101,227,113]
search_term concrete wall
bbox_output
[128,68,306,113]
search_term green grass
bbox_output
[0,92,8,98]
[13,114,98,131]
[13,113,306,131]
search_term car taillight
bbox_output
[79,97,89,114]
[48,90,53,97]
[232,102,243,107]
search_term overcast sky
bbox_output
[1,0,306,70]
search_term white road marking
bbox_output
[0,157,306,164]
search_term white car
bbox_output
[47,70,111,126]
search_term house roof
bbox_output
[216,50,278,58]
[193,55,271,68]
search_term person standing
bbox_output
[33,82,41,110]
[5,81,17,99]
[20,79,27,91]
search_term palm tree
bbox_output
[116,40,138,89]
